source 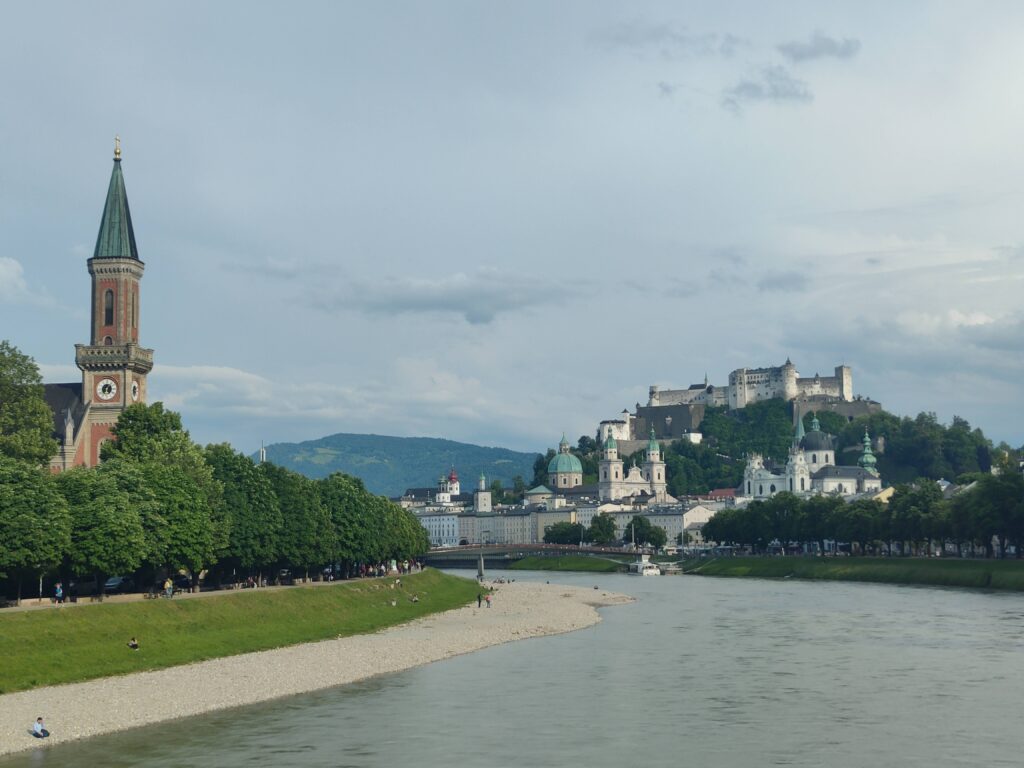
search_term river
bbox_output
[4,570,1023,768]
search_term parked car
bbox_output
[103,576,135,594]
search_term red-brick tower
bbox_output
[73,138,154,465]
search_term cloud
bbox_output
[593,22,747,59]
[0,257,53,306]
[313,268,571,325]
[722,66,812,111]
[778,32,861,63]
[757,271,810,293]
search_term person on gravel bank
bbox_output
[32,718,49,739]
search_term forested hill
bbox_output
[258,433,538,497]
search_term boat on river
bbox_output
[628,553,662,576]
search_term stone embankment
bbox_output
[0,581,631,757]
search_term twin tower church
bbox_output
[45,140,153,471]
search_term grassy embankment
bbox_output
[0,569,478,694]
[682,557,1024,591]
[509,555,627,573]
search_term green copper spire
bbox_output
[648,427,659,455]
[93,137,139,260]
[858,429,878,474]
[810,413,821,432]
[794,412,806,442]
[605,433,617,451]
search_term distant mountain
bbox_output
[259,433,539,497]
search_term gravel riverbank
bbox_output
[0,581,631,757]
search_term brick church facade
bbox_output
[46,140,153,471]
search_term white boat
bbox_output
[628,553,662,576]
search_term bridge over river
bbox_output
[422,544,628,570]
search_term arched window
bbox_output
[758,484,763,495]
[657,472,661,481]
[800,477,806,490]
[615,470,619,479]
[747,482,751,494]
[812,454,817,464]
[602,470,607,480]
[104,290,114,326]
[789,479,793,491]
[103,336,113,346]
[770,484,776,493]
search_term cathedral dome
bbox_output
[548,451,583,474]
[799,414,834,451]
[800,430,834,451]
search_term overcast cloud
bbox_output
[2,2,1023,456]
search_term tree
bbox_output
[0,457,71,603]
[55,467,145,599]
[102,403,226,585]
[261,462,334,579]
[588,513,617,545]
[0,340,57,465]
[205,444,282,580]
[623,516,667,548]
[543,522,585,545]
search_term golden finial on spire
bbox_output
[114,135,121,160]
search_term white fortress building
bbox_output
[648,359,853,410]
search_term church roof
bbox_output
[43,382,86,439]
[93,141,140,260]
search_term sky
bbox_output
[2,2,1023,456]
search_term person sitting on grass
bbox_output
[32,718,49,739]
[127,637,139,650]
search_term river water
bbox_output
[4,570,1023,768]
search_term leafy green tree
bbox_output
[588,513,617,545]
[260,462,334,579]
[543,521,585,545]
[0,340,57,465]
[103,403,226,586]
[55,467,145,598]
[0,457,71,603]
[205,444,282,580]
[623,516,667,548]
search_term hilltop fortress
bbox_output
[601,359,880,452]
[649,359,851,410]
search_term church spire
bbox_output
[93,138,139,260]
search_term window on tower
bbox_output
[104,290,114,326]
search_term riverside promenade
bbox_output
[0,581,631,757]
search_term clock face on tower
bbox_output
[96,378,118,401]
[131,380,140,401]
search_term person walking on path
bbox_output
[163,578,173,598]
[32,718,49,738]
[484,593,492,608]
[54,582,63,605]
[477,593,482,608]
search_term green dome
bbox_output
[548,451,583,475]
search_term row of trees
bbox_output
[542,513,667,548]
[0,400,429,603]
[703,465,1024,557]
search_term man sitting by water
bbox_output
[32,718,49,738]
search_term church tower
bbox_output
[73,139,154,465]
[642,427,668,502]
[598,434,624,501]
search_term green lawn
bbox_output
[0,569,478,694]
[509,555,627,573]
[683,557,1024,591]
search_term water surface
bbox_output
[5,571,1022,767]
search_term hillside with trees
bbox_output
[263,433,536,497]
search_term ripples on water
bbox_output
[5,571,1024,768]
